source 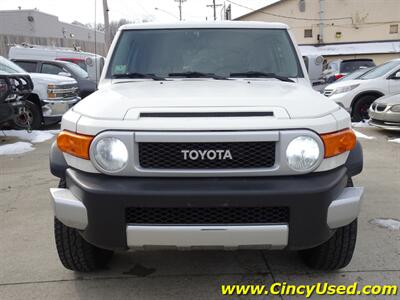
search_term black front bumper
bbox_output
[65,166,349,251]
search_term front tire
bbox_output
[12,100,42,130]
[300,219,357,270]
[54,179,113,272]
[352,95,377,122]
[300,178,357,270]
[54,218,113,272]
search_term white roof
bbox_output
[120,21,288,31]
[10,45,102,58]
[300,41,400,56]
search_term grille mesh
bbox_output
[126,207,289,225]
[138,142,275,169]
[323,89,334,97]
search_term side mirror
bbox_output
[394,71,400,79]
[58,72,72,77]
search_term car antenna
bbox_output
[94,0,98,89]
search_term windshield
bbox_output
[72,60,88,71]
[66,62,89,78]
[338,68,371,82]
[0,57,26,74]
[339,60,374,73]
[107,29,303,79]
[360,60,400,80]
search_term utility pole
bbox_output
[225,4,232,20]
[102,0,111,50]
[174,0,187,21]
[318,0,324,44]
[207,0,222,21]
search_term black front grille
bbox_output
[59,84,78,90]
[140,112,274,118]
[138,142,276,169]
[125,207,289,225]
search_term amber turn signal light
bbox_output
[57,131,94,160]
[321,128,357,158]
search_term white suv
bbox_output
[323,59,400,121]
[49,22,364,272]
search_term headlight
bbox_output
[390,105,400,112]
[47,84,57,99]
[286,136,320,171]
[93,137,128,172]
[332,84,360,95]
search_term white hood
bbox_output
[73,79,339,120]
[29,73,77,85]
[325,79,363,90]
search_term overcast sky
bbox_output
[0,0,277,24]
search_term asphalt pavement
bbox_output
[0,126,399,299]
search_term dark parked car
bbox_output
[12,59,96,98]
[322,59,375,83]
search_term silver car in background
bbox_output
[369,94,400,131]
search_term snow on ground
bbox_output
[300,41,400,56]
[370,218,400,231]
[47,129,61,135]
[352,120,373,128]
[0,142,35,155]
[353,130,375,140]
[1,130,58,143]
[0,129,59,156]
[388,138,400,144]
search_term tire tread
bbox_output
[300,219,357,270]
[54,179,113,272]
[300,178,357,270]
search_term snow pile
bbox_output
[47,129,61,135]
[0,129,59,156]
[353,130,375,140]
[388,138,400,144]
[300,41,400,56]
[0,142,35,155]
[370,218,400,231]
[352,120,372,128]
[1,130,57,143]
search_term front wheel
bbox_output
[54,178,113,272]
[300,219,357,270]
[352,95,377,122]
[54,218,114,272]
[300,177,357,270]
[12,100,42,130]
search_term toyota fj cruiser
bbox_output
[50,22,364,272]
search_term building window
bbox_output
[390,24,399,34]
[298,0,306,12]
[304,29,313,38]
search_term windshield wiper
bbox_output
[168,71,229,80]
[112,72,166,81]
[230,71,294,82]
